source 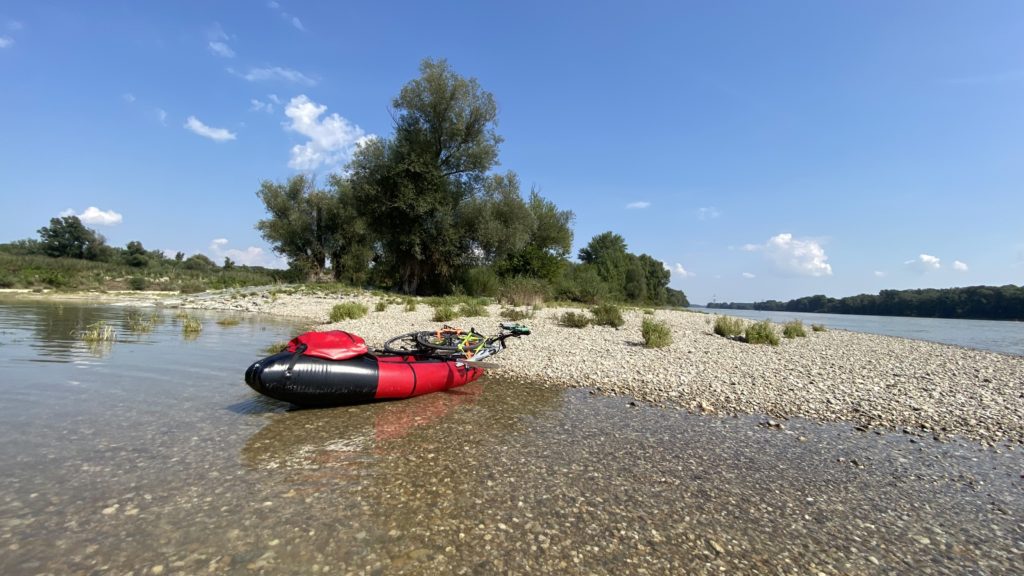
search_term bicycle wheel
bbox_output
[415,329,486,354]
[383,332,431,355]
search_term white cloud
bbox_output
[208,41,235,58]
[267,1,280,8]
[953,260,968,272]
[743,233,832,277]
[697,207,721,220]
[904,253,941,272]
[873,270,886,278]
[122,92,136,103]
[742,272,755,279]
[284,95,372,170]
[674,263,695,278]
[250,99,273,113]
[61,206,124,226]
[184,116,237,141]
[626,201,650,209]
[208,238,286,268]
[290,16,305,31]
[268,94,281,104]
[0,36,13,48]
[156,108,167,126]
[233,66,317,85]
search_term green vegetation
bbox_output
[216,317,242,327]
[713,316,746,338]
[458,300,489,317]
[744,320,779,346]
[374,301,387,312]
[559,311,591,328]
[125,309,155,332]
[591,303,625,328]
[75,321,116,342]
[181,316,202,334]
[404,298,417,312]
[811,323,826,332]
[643,309,654,315]
[263,340,290,355]
[330,302,368,321]
[500,307,533,321]
[782,320,807,339]
[707,284,1024,321]
[641,318,672,348]
[432,304,457,322]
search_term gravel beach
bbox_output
[156,286,1024,446]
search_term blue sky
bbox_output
[1,1,1022,304]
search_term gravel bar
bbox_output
[165,287,1024,445]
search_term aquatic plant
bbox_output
[125,308,155,332]
[591,304,625,328]
[182,316,203,334]
[641,318,672,348]
[330,302,368,321]
[745,320,779,346]
[713,316,745,338]
[782,320,807,339]
[75,321,116,342]
[216,317,242,327]
[559,311,591,328]
[263,340,290,355]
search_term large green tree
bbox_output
[37,215,106,260]
[349,58,502,294]
[256,175,334,280]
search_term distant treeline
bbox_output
[706,285,1024,321]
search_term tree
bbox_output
[256,175,334,280]
[174,251,185,262]
[578,232,630,300]
[124,240,149,267]
[349,58,502,294]
[183,253,216,270]
[37,216,99,259]
[223,257,235,269]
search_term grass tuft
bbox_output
[216,317,242,327]
[811,323,826,332]
[713,316,746,338]
[126,308,154,332]
[75,321,116,342]
[782,320,807,339]
[404,298,417,312]
[591,303,625,328]
[375,301,388,312]
[182,316,203,334]
[458,300,489,317]
[501,307,533,321]
[559,311,591,328]
[432,304,457,322]
[641,318,672,348]
[643,309,655,315]
[330,302,368,321]
[744,320,779,346]
[263,340,290,355]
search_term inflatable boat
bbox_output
[244,330,485,407]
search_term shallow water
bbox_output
[0,300,1021,574]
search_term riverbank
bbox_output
[6,287,1023,445]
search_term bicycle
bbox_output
[382,322,531,362]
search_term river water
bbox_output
[0,299,1021,574]
[696,307,1024,356]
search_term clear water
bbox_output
[0,300,1020,574]
[696,307,1024,356]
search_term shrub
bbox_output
[375,301,387,312]
[330,302,368,321]
[811,323,826,332]
[432,304,456,322]
[559,311,591,328]
[745,320,779,346]
[461,267,500,297]
[591,303,625,328]
[458,300,489,317]
[713,316,745,338]
[782,320,807,339]
[498,276,549,307]
[501,307,533,321]
[641,318,672,348]
[643,309,655,315]
[128,276,147,291]
[404,298,417,312]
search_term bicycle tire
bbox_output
[415,330,486,353]
[383,332,431,355]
